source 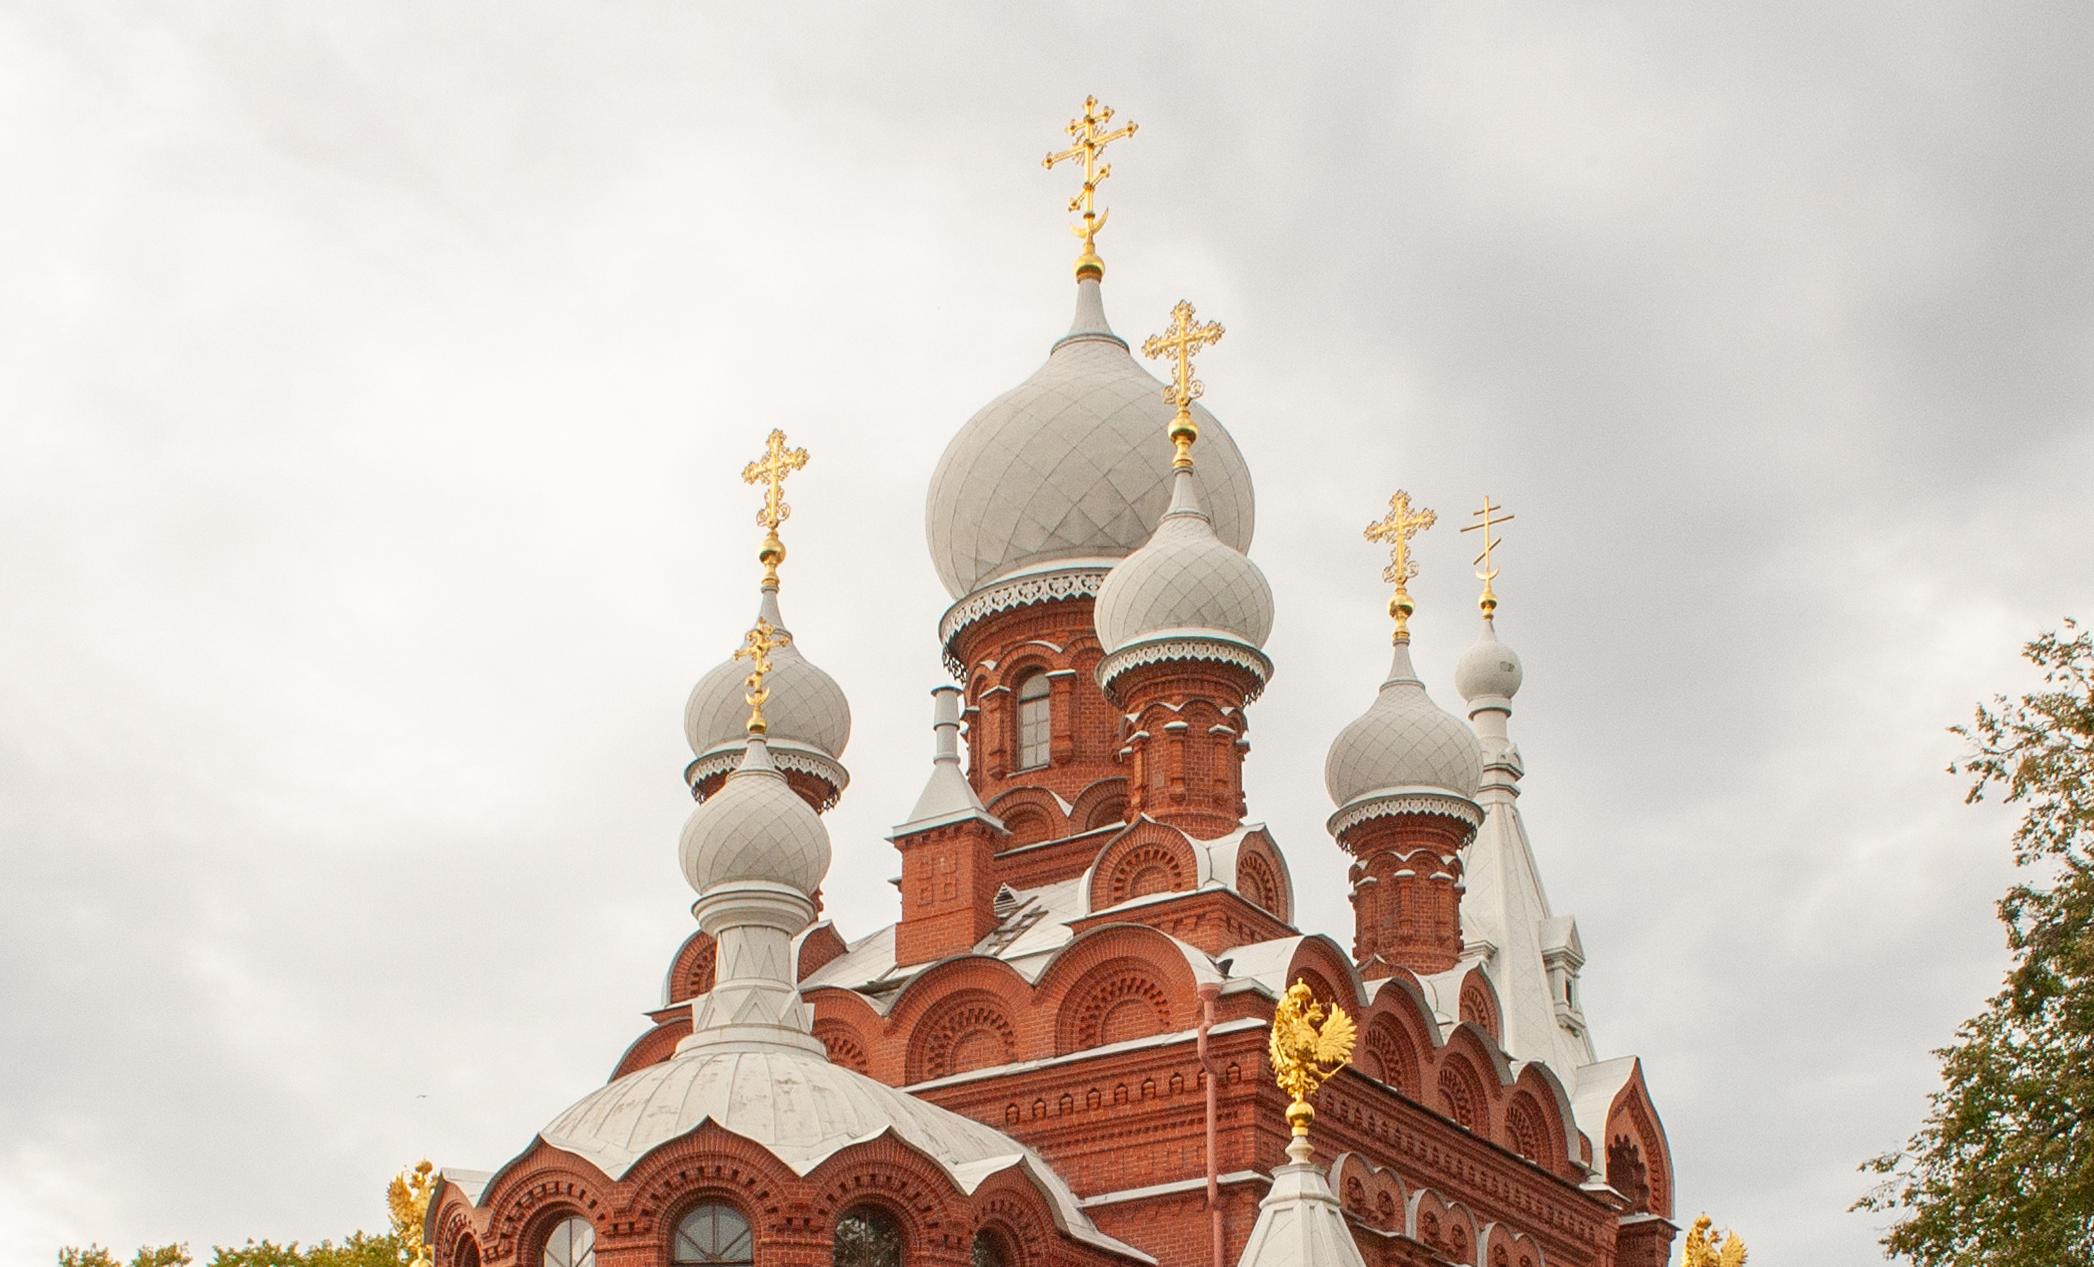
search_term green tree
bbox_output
[1859,621,2094,1264]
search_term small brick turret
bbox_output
[892,685,1009,966]
[1325,632,1484,977]
[1332,801,1478,974]
[1102,656,1261,840]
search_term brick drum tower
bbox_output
[427,99,1679,1267]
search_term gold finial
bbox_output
[742,429,809,588]
[1681,1215,1748,1267]
[1461,495,1515,618]
[1043,95,1138,280]
[1364,491,1437,641]
[732,617,794,735]
[1269,979,1355,1156]
[1141,300,1225,470]
[386,1160,437,1267]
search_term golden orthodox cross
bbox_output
[1043,95,1138,270]
[1460,495,1515,616]
[733,617,794,735]
[1364,491,1437,639]
[1141,300,1225,468]
[741,428,808,585]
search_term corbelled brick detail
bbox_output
[1339,812,1475,975]
[1104,657,1261,841]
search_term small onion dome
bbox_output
[684,585,850,804]
[679,735,832,898]
[1455,615,1524,704]
[925,277,1256,601]
[1324,640,1483,810]
[1093,467,1275,692]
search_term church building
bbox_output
[427,99,1678,1267]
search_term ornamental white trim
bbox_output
[686,745,848,812]
[1095,636,1273,700]
[1326,790,1483,838]
[938,568,1111,675]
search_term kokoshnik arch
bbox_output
[426,97,1679,1267]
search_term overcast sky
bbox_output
[4,5,2090,1265]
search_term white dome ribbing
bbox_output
[1095,466,1274,655]
[679,737,831,897]
[925,277,1255,599]
[1324,640,1483,807]
[685,585,851,763]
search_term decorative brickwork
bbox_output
[1103,657,1262,841]
[1339,811,1475,975]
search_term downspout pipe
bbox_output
[1198,981,1222,1267]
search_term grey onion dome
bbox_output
[684,586,851,761]
[924,277,1255,599]
[1095,467,1274,653]
[1324,640,1483,806]
[679,736,832,897]
[1455,615,1524,703]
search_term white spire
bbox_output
[1455,612,1595,1072]
[1233,1136,1368,1267]
[892,685,1003,835]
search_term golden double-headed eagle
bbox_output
[388,1159,437,1267]
[1681,1215,1748,1267]
[1268,979,1356,1136]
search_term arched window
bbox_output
[541,1216,595,1267]
[833,1205,903,1267]
[674,1202,753,1266]
[1015,673,1051,770]
[972,1228,1014,1267]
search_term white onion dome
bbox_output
[684,585,850,802]
[1455,615,1524,704]
[1095,467,1275,659]
[537,1045,1136,1256]
[925,277,1256,600]
[1324,640,1483,809]
[679,736,832,897]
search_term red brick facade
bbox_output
[438,587,1676,1267]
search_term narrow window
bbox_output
[1015,673,1051,770]
[834,1206,903,1267]
[674,1202,753,1266]
[541,1217,595,1267]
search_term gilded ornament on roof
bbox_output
[1364,491,1436,641]
[1044,95,1138,279]
[1141,299,1224,470]
[1680,1215,1748,1267]
[742,428,809,587]
[1268,978,1355,1144]
[733,617,793,735]
[1461,495,1515,617]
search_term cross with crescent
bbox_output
[733,617,794,735]
[1460,495,1515,616]
[1364,491,1437,640]
[742,428,809,585]
[1142,299,1225,469]
[1043,95,1138,269]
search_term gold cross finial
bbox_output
[1043,95,1138,280]
[741,429,809,587]
[732,617,794,736]
[1461,496,1515,618]
[1141,300,1224,470]
[1365,491,1437,641]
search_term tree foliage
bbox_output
[57,1164,423,1267]
[1859,621,2094,1265]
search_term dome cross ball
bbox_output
[925,277,1255,600]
